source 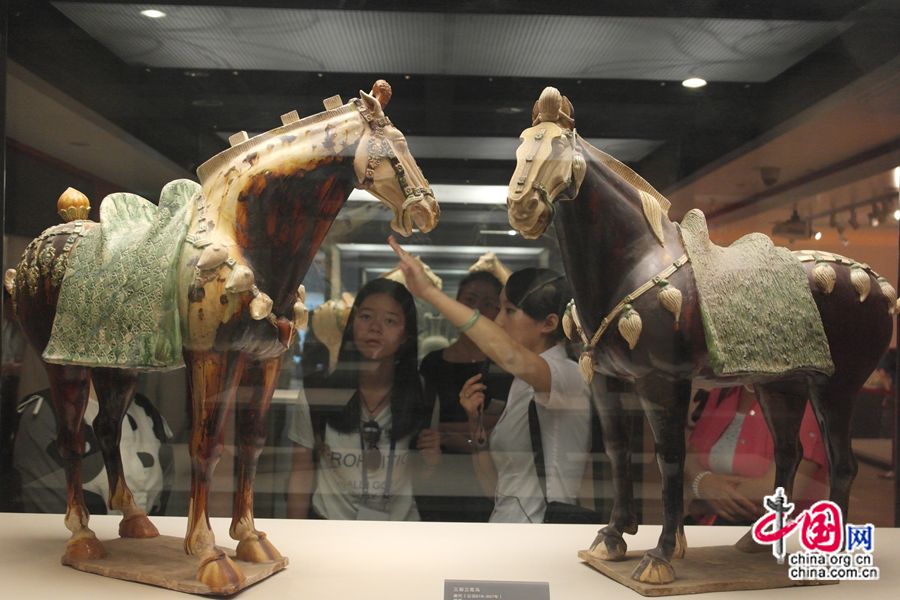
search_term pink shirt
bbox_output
[689,387,828,504]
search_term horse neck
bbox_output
[555,140,681,332]
[200,106,366,315]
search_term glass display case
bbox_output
[1,0,898,595]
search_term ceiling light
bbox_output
[140,9,166,18]
[814,231,822,241]
[682,77,707,89]
[507,229,517,236]
[894,209,900,222]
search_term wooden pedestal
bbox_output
[578,545,834,597]
[61,535,288,596]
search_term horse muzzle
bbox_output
[397,190,440,235]
[507,191,552,240]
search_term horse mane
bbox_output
[576,134,672,218]
[196,102,361,184]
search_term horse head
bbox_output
[353,81,440,236]
[507,86,585,239]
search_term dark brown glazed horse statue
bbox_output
[5,81,439,593]
[506,86,894,584]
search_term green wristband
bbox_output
[458,309,481,334]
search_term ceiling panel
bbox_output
[53,3,847,82]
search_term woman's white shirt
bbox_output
[287,391,420,521]
[488,343,591,523]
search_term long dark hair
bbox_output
[504,268,571,340]
[312,278,423,440]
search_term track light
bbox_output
[868,202,880,227]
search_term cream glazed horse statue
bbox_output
[7,80,439,593]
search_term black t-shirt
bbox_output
[419,350,513,425]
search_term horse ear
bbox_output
[562,95,574,120]
[359,89,383,116]
[531,100,540,125]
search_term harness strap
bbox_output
[580,254,690,349]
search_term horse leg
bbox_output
[587,376,638,562]
[45,363,106,560]
[808,379,860,518]
[230,357,283,563]
[91,367,159,539]
[735,381,808,553]
[630,377,690,585]
[184,350,246,591]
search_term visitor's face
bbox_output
[457,280,501,321]
[352,293,407,361]
[494,289,546,351]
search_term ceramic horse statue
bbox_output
[5,80,439,593]
[468,251,512,284]
[506,86,895,584]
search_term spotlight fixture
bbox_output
[772,207,811,241]
[140,9,166,18]
[868,202,880,227]
[682,77,707,88]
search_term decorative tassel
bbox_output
[656,280,683,330]
[578,352,594,384]
[877,277,897,314]
[617,304,642,350]
[813,262,836,295]
[563,306,576,341]
[850,265,871,302]
[249,289,273,320]
[293,284,309,330]
[640,191,665,246]
[225,264,255,293]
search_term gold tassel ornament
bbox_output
[293,284,309,331]
[813,261,836,295]
[578,351,594,384]
[563,301,577,341]
[617,304,642,350]
[850,265,871,302]
[656,280,683,330]
[877,277,897,314]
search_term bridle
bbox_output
[354,98,432,211]
[511,125,577,209]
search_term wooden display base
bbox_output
[578,545,834,597]
[61,535,288,596]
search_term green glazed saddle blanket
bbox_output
[679,209,833,377]
[43,179,197,370]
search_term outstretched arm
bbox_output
[389,236,552,393]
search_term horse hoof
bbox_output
[631,552,675,584]
[118,515,159,539]
[65,536,107,561]
[197,552,245,592]
[735,530,768,553]
[587,527,628,561]
[236,532,283,563]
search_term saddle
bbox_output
[679,209,833,377]
[43,179,197,370]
